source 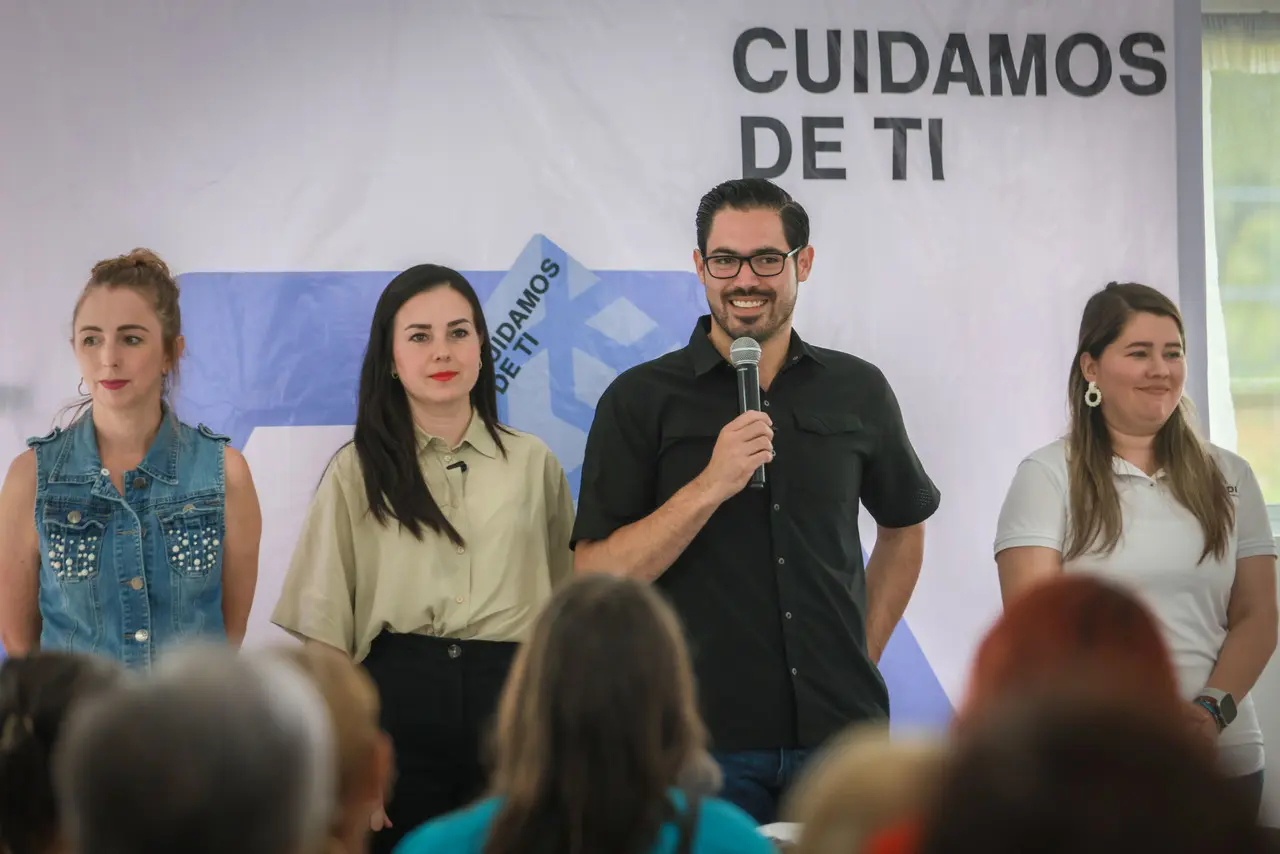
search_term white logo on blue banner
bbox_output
[175,234,951,729]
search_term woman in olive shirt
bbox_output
[271,265,575,854]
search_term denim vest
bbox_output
[29,408,230,669]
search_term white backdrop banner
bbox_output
[0,0,1185,730]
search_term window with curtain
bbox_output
[1203,13,1280,533]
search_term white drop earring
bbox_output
[1085,381,1102,408]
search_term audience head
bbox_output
[917,691,1268,854]
[958,576,1182,733]
[0,652,123,854]
[485,574,716,854]
[270,645,392,854]
[782,724,945,854]
[71,248,184,415]
[55,645,335,854]
[1066,281,1233,561]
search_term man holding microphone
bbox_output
[572,177,940,825]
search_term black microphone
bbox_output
[446,460,467,473]
[729,337,766,489]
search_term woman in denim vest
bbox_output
[0,249,262,669]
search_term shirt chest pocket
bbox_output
[789,411,870,500]
[42,507,109,582]
[657,414,725,503]
[156,502,223,578]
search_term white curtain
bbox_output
[1203,13,1280,72]
[1203,69,1236,450]
[1201,14,1280,451]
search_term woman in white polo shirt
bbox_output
[995,282,1278,817]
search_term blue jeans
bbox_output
[713,749,815,825]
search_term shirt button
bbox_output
[785,611,793,620]
[444,454,453,463]
[132,477,147,490]
[763,400,770,408]
[448,644,461,659]
[100,468,109,477]
[134,629,150,642]
[791,667,798,676]
[777,557,785,565]
[129,577,144,590]
[457,546,465,554]
[67,510,82,523]
[773,504,780,511]
[455,595,465,604]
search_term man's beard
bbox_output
[709,288,795,344]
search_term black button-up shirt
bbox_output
[572,316,941,752]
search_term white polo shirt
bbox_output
[995,439,1278,777]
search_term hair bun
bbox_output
[90,248,173,283]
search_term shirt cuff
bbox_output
[1237,541,1280,560]
[993,534,1064,556]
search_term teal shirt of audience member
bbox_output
[392,790,775,854]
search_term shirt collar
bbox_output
[1110,455,1166,481]
[414,409,499,459]
[686,314,824,377]
[69,406,183,484]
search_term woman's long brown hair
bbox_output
[1065,283,1234,562]
[483,575,711,854]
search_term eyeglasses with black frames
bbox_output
[701,245,805,279]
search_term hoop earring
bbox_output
[391,368,399,380]
[1085,381,1102,408]
[78,379,88,397]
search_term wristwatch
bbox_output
[1196,688,1238,730]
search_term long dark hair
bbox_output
[353,265,509,547]
[0,652,123,854]
[1065,282,1233,562]
[483,575,714,854]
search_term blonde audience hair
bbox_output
[781,723,946,854]
[271,645,389,854]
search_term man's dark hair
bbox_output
[694,178,810,255]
